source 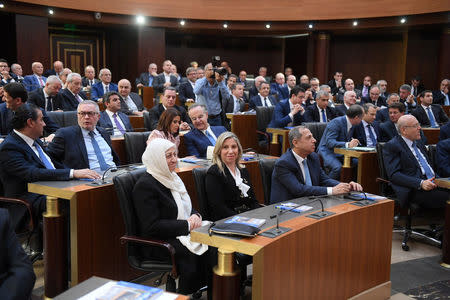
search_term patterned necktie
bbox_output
[205,130,216,146]
[367,124,377,146]
[264,97,269,107]
[412,142,434,179]
[105,85,109,93]
[113,113,126,134]
[426,107,437,127]
[46,96,53,111]
[33,141,55,169]
[88,131,109,171]
[38,77,44,87]
[321,109,327,122]
[302,159,312,186]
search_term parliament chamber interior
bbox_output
[0,1,449,299]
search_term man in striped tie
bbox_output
[98,91,133,136]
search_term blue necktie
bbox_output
[205,130,216,146]
[412,142,434,179]
[321,109,327,122]
[149,76,153,87]
[88,131,109,171]
[34,141,55,170]
[302,159,312,186]
[367,124,377,146]
[444,93,449,106]
[426,107,437,127]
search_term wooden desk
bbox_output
[435,178,450,189]
[138,87,155,109]
[226,113,258,150]
[334,148,380,194]
[111,136,127,164]
[128,115,145,132]
[422,127,440,144]
[192,196,394,300]
[266,128,289,156]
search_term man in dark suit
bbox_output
[81,65,100,87]
[269,86,306,128]
[410,76,424,98]
[223,83,246,114]
[238,70,253,90]
[1,82,59,136]
[383,115,448,209]
[357,75,372,98]
[335,90,357,116]
[148,87,191,131]
[258,66,272,83]
[352,103,381,147]
[318,105,364,180]
[0,59,19,86]
[270,126,362,203]
[135,63,158,88]
[0,103,100,221]
[376,93,400,123]
[47,100,120,174]
[436,138,450,177]
[399,84,417,114]
[440,121,450,140]
[43,60,63,78]
[117,79,145,115]
[249,82,276,109]
[178,67,197,108]
[184,104,227,158]
[23,62,47,92]
[270,73,289,100]
[360,85,387,108]
[90,68,118,101]
[336,78,362,103]
[377,79,389,99]
[0,208,36,299]
[327,71,343,95]
[152,60,179,94]
[432,79,449,106]
[10,63,24,83]
[27,75,63,111]
[98,91,133,136]
[59,73,88,111]
[304,90,337,123]
[248,76,266,99]
[412,90,449,127]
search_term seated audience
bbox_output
[148,87,190,130]
[237,70,253,90]
[153,60,179,94]
[411,90,449,127]
[328,71,343,95]
[0,59,17,86]
[383,115,448,209]
[336,78,362,103]
[23,62,46,92]
[81,65,100,87]
[10,63,24,83]
[0,208,36,299]
[170,64,182,82]
[284,67,293,78]
[133,138,209,295]
[248,76,266,99]
[398,84,417,114]
[286,75,297,95]
[117,79,145,115]
[249,82,276,109]
[136,63,157,88]
[357,75,372,98]
[59,68,72,88]
[300,83,315,107]
[205,132,260,221]
[0,104,99,221]
[432,79,449,105]
[98,91,133,136]
[318,105,364,180]
[258,66,272,83]
[1,82,59,135]
[147,108,181,149]
[59,73,87,111]
[184,104,227,158]
[376,93,400,123]
[90,68,118,101]
[27,75,63,111]
[270,73,289,100]
[223,83,245,114]
[47,100,120,174]
[335,90,357,116]
[361,85,387,108]
[43,60,63,77]
[270,126,362,203]
[377,79,389,99]
[226,74,238,92]
[178,67,197,107]
[353,103,380,147]
[269,86,306,128]
[303,90,337,123]
[299,75,309,85]
[410,76,424,97]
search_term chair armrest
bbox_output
[376,177,390,184]
[120,235,178,278]
[256,130,269,140]
[0,197,34,232]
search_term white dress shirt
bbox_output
[259,94,272,107]
[105,109,126,136]
[291,150,332,195]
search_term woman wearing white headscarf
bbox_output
[133,138,209,295]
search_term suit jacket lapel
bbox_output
[288,150,305,184]
[11,131,45,167]
[398,136,421,170]
[76,126,89,167]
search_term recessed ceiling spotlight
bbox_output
[180,20,186,26]
[136,15,145,25]
[400,17,407,24]
[0,3,5,8]
[48,8,54,15]
[308,24,313,29]
[223,23,228,28]
[353,21,358,26]
[265,24,271,29]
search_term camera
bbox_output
[209,55,228,78]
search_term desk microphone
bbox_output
[88,163,142,186]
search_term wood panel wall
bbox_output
[0,13,17,64]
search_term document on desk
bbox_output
[347,146,376,152]
[275,202,313,213]
[78,280,164,300]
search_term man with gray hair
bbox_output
[59,68,72,88]
[82,65,100,87]
[10,63,24,83]
[336,78,362,103]
[249,75,267,99]
[270,73,289,100]
[179,67,197,107]
[383,114,448,209]
[118,79,145,115]
[28,75,63,111]
[398,84,416,114]
[44,60,63,77]
[304,90,337,122]
[91,68,118,100]
[336,90,357,116]
[377,79,389,99]
[376,93,400,122]
[270,125,362,203]
[59,73,87,111]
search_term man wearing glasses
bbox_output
[47,100,120,175]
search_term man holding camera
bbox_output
[194,62,230,126]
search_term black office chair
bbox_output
[143,111,152,131]
[123,131,151,164]
[426,144,437,171]
[376,142,441,251]
[255,106,275,153]
[303,122,327,151]
[258,158,276,205]
[46,111,78,128]
[113,169,177,291]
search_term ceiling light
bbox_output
[180,20,185,26]
[353,21,358,26]
[48,8,54,15]
[0,4,5,8]
[400,18,406,24]
[265,24,271,29]
[308,24,313,29]
[136,15,145,25]
[223,23,228,28]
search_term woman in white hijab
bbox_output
[132,138,209,295]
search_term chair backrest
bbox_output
[426,144,437,171]
[46,111,65,127]
[255,106,274,132]
[375,142,394,197]
[47,111,78,128]
[143,111,152,131]
[124,131,151,164]
[192,167,211,220]
[258,158,277,205]
[303,122,328,150]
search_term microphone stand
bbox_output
[88,163,143,186]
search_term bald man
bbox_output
[44,60,63,77]
[23,62,46,92]
[117,79,145,115]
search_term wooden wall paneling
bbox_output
[313,32,331,84]
[284,36,308,79]
[15,14,50,75]
[0,13,17,64]
[438,28,450,83]
[137,27,165,78]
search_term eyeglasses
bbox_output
[78,111,98,117]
